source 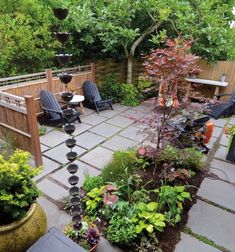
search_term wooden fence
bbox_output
[0,64,95,166]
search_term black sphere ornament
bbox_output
[58,73,73,84]
[67,163,79,174]
[60,92,74,102]
[66,151,77,162]
[65,138,76,148]
[69,186,80,196]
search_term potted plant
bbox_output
[0,150,47,252]
[226,125,235,163]
[64,220,100,252]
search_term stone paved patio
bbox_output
[36,103,235,252]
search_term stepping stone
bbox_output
[107,115,134,128]
[81,107,95,116]
[210,159,235,183]
[187,199,235,251]
[80,146,114,170]
[119,125,147,142]
[134,104,153,113]
[206,137,217,150]
[50,160,100,188]
[98,109,120,118]
[197,178,235,211]
[102,135,137,151]
[120,109,146,120]
[75,132,106,149]
[228,116,235,125]
[112,103,130,112]
[41,144,49,152]
[214,146,227,160]
[96,237,123,252]
[35,156,61,181]
[89,123,121,138]
[220,134,229,146]
[37,179,68,201]
[210,118,227,128]
[82,114,107,126]
[37,197,71,231]
[43,144,87,164]
[175,233,220,252]
[212,126,223,138]
[72,123,92,136]
[40,130,69,148]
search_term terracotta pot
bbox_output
[0,203,47,252]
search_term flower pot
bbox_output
[0,203,47,252]
[226,135,235,163]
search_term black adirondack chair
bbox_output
[40,90,81,126]
[82,81,113,113]
[205,91,235,119]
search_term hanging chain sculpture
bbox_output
[53,8,82,230]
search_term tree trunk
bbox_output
[127,56,133,84]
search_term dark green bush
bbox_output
[180,147,205,170]
[157,145,180,164]
[120,83,140,106]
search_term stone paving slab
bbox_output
[37,179,68,201]
[210,159,235,183]
[120,109,146,120]
[212,126,223,138]
[197,178,235,211]
[50,160,100,188]
[40,130,69,148]
[112,103,130,112]
[187,199,235,251]
[81,107,95,116]
[102,135,137,152]
[37,197,71,231]
[220,134,229,146]
[41,144,49,152]
[89,123,121,138]
[75,132,106,149]
[210,118,227,128]
[214,146,227,160]
[43,144,87,164]
[35,156,61,181]
[80,146,114,170]
[106,115,134,128]
[228,116,235,125]
[206,137,217,150]
[82,114,107,126]
[96,237,123,252]
[134,104,153,113]
[174,233,220,252]
[98,109,121,118]
[118,125,146,142]
[72,123,92,136]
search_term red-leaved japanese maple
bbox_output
[140,37,202,151]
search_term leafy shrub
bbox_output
[120,83,140,106]
[0,150,41,224]
[83,174,103,193]
[156,185,191,225]
[157,145,180,164]
[101,149,146,183]
[180,147,205,170]
[100,73,122,102]
[0,133,19,159]
[38,125,47,136]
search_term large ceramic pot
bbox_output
[0,203,47,252]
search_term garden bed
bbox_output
[63,146,207,252]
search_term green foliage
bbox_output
[99,73,122,102]
[101,149,147,184]
[157,145,180,164]
[132,202,166,233]
[0,133,19,159]
[156,185,191,225]
[134,233,163,252]
[107,213,137,245]
[38,125,47,136]
[120,83,140,106]
[0,150,42,224]
[83,174,103,193]
[180,148,205,170]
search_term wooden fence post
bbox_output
[91,63,96,83]
[25,95,43,166]
[46,69,53,92]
